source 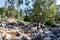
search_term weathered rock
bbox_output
[16,21,24,26]
[31,34,43,40]
[44,37,51,40]
[1,33,6,39]
[57,33,60,38]
[0,35,2,40]
[15,31,20,37]
[57,27,60,33]
[45,30,52,37]
[14,37,22,40]
[50,34,57,40]
[41,34,46,38]
[22,36,28,40]
[57,37,60,40]
[5,34,12,40]
[2,22,6,28]
[39,29,43,34]
[52,28,58,35]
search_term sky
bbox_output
[0,0,6,7]
[0,0,33,10]
[0,0,60,8]
[56,0,60,5]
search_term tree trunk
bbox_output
[40,17,44,28]
[37,22,39,32]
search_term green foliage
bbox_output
[45,6,57,18]
[29,0,56,23]
[0,0,24,21]
[45,20,54,25]
[0,7,24,20]
[0,0,57,24]
[29,13,41,22]
[45,20,57,27]
[0,7,6,19]
[45,6,57,24]
[24,16,30,22]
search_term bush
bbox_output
[45,20,53,25]
[51,24,57,28]
[24,16,32,22]
[45,20,56,27]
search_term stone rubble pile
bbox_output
[1,21,60,40]
[0,27,60,40]
[0,27,31,40]
[31,27,60,40]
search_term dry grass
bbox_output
[7,18,17,23]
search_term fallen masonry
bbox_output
[0,27,31,40]
[0,26,60,40]
[0,21,60,40]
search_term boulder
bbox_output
[14,37,22,40]
[44,37,51,40]
[57,33,60,38]
[21,36,28,40]
[52,28,58,35]
[50,34,57,40]
[2,22,6,28]
[45,30,52,37]
[5,34,12,40]
[31,34,43,40]
[0,35,2,40]
[1,33,6,38]
[41,34,46,38]
[57,37,60,40]
[15,31,20,37]
[16,21,24,26]
[39,29,43,34]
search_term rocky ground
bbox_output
[0,27,31,40]
[0,26,60,40]
[0,20,60,40]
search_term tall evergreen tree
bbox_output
[31,0,56,31]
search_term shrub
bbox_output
[24,16,32,22]
[45,20,56,27]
